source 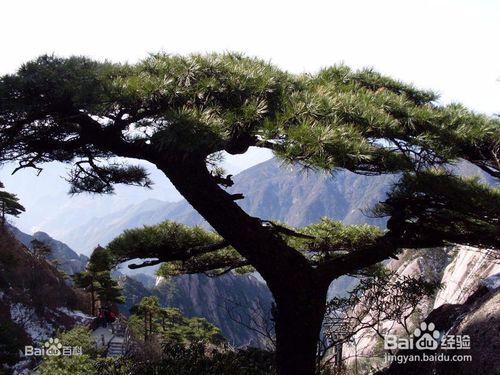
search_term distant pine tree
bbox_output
[30,239,52,259]
[73,246,123,315]
[0,182,25,225]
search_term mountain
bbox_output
[5,223,275,349]
[8,225,88,276]
[380,282,499,375]
[58,158,398,255]
[0,148,271,237]
[0,226,91,369]
[57,157,495,256]
[120,273,273,348]
[337,245,500,373]
[0,160,182,236]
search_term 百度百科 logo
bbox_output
[23,337,83,357]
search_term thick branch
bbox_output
[128,259,163,269]
[157,155,319,296]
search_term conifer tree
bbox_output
[1,54,498,374]
[30,239,52,259]
[0,182,25,225]
[73,246,123,315]
[129,296,224,345]
[96,272,125,308]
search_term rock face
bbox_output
[379,283,500,375]
[119,273,273,348]
[337,246,500,374]
[0,226,91,368]
[161,274,273,348]
[433,246,500,309]
[8,225,88,276]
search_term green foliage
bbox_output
[37,323,270,375]
[157,246,249,277]
[129,296,225,346]
[95,345,275,375]
[39,326,99,375]
[40,355,96,375]
[1,53,497,193]
[1,52,499,374]
[288,218,383,261]
[265,64,499,175]
[73,246,124,313]
[108,221,223,262]
[0,182,25,223]
[107,221,250,276]
[96,273,125,305]
[58,326,99,356]
[374,169,500,248]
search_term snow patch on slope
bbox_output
[57,307,93,324]
[9,303,54,343]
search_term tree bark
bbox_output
[274,288,328,375]
[156,155,330,375]
[90,281,96,316]
[156,156,310,291]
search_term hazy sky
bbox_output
[1,0,499,114]
[1,0,499,237]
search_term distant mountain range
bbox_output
[8,225,88,276]
[57,158,398,255]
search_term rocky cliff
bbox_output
[379,279,499,375]
[0,226,91,369]
[8,225,88,275]
[337,245,500,374]
[119,273,273,348]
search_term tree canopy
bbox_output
[1,53,498,375]
[73,246,124,315]
[0,181,25,224]
[1,54,498,188]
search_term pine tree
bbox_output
[130,296,161,342]
[1,54,498,374]
[31,239,52,259]
[129,296,224,345]
[0,182,25,225]
[95,272,125,308]
[73,246,123,315]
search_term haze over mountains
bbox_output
[40,158,396,256]
[3,150,491,259]
[0,148,272,238]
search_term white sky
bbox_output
[1,0,499,115]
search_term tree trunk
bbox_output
[274,289,327,375]
[90,282,95,316]
[156,156,330,374]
